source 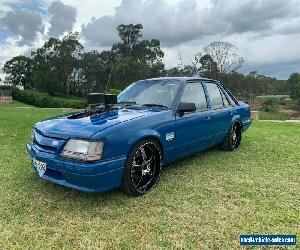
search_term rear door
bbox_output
[204,82,233,145]
[175,81,213,158]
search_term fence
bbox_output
[0,95,13,104]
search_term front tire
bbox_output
[122,139,162,196]
[222,121,242,151]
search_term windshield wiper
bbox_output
[142,104,169,109]
[118,101,137,105]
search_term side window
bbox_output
[223,88,238,105]
[205,83,224,109]
[220,88,230,106]
[181,82,207,111]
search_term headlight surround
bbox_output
[61,139,104,162]
[30,129,35,144]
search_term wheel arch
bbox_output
[231,115,243,131]
[126,130,164,161]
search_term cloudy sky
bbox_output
[0,0,300,80]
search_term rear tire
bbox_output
[222,121,242,151]
[122,139,162,196]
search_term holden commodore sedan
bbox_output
[27,77,252,196]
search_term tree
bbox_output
[202,41,244,77]
[166,64,198,77]
[31,37,61,95]
[3,56,33,89]
[59,32,83,95]
[197,54,218,79]
[166,53,218,78]
[112,24,143,58]
[80,50,115,93]
[32,32,83,96]
[288,73,300,99]
[111,24,165,87]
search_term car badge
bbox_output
[166,132,174,141]
[52,140,59,146]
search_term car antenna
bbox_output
[105,64,114,93]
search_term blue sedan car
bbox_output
[27,77,252,196]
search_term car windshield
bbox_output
[117,79,180,108]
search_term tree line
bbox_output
[2,23,300,99]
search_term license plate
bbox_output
[32,158,47,171]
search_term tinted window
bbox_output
[205,83,224,109]
[220,88,230,106]
[181,82,207,111]
[223,87,237,105]
[118,80,180,108]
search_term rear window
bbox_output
[221,86,238,105]
[205,83,224,109]
[219,88,230,106]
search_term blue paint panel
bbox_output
[27,77,252,193]
[175,111,212,157]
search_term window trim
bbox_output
[217,82,239,106]
[218,85,231,107]
[204,82,226,110]
[179,81,209,112]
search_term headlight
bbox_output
[61,139,104,161]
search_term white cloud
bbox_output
[0,36,31,82]
[81,0,222,47]
[60,0,122,31]
[48,1,77,36]
[0,9,44,45]
[0,0,300,79]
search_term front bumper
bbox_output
[242,118,252,132]
[27,144,126,192]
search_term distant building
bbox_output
[255,95,291,100]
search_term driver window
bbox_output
[181,82,207,111]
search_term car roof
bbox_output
[142,76,215,82]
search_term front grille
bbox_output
[33,131,65,154]
[33,140,57,153]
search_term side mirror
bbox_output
[177,102,196,114]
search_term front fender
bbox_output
[127,129,162,149]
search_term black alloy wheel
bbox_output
[122,139,162,196]
[222,122,242,151]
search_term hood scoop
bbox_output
[68,92,118,120]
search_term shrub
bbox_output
[261,104,275,112]
[108,88,122,95]
[263,99,275,106]
[279,98,286,105]
[261,98,278,112]
[0,85,13,91]
[11,88,87,108]
[0,90,12,96]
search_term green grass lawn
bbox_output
[1,100,33,108]
[259,111,291,120]
[0,102,299,249]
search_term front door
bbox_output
[175,81,213,158]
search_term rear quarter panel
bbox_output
[236,101,252,132]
